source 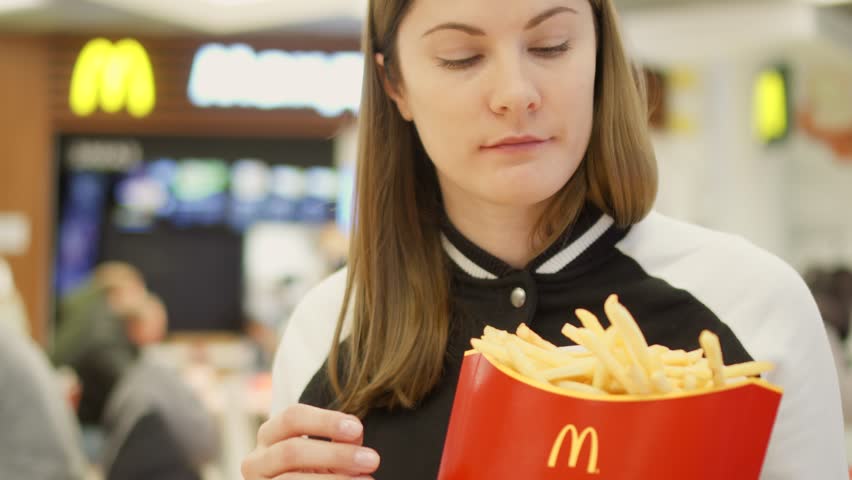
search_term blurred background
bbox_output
[0,0,851,478]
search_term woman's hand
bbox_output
[241,404,381,479]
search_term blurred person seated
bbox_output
[0,267,88,479]
[101,338,221,472]
[51,262,219,473]
[51,262,164,425]
[104,410,201,480]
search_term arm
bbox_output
[270,268,351,416]
[243,269,378,480]
[760,273,848,479]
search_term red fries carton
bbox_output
[437,351,783,480]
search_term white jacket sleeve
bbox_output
[269,268,351,416]
[759,271,848,479]
[615,214,848,478]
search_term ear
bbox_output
[375,53,414,121]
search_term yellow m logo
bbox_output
[753,68,788,143]
[547,424,600,474]
[69,38,156,118]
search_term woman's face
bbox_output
[385,0,598,210]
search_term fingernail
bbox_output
[339,418,363,438]
[354,448,380,468]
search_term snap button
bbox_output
[510,287,527,308]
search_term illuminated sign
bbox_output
[753,66,789,144]
[69,38,156,118]
[187,44,363,117]
[547,424,600,474]
[66,139,143,172]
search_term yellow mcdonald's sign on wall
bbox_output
[753,66,789,144]
[69,38,156,118]
[547,424,600,474]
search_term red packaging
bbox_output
[438,351,783,480]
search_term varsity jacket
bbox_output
[270,204,848,479]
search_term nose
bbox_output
[488,51,542,116]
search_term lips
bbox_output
[482,134,553,150]
[481,135,551,153]
[484,135,548,148]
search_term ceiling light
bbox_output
[0,0,47,15]
[85,0,367,34]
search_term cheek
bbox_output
[406,84,475,170]
[411,80,473,129]
[416,124,467,186]
[549,69,596,152]
[401,57,477,130]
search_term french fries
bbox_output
[470,294,774,397]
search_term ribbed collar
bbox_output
[440,202,617,280]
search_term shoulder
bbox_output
[621,211,778,266]
[289,267,349,326]
[616,211,820,373]
[270,267,350,415]
[619,213,848,475]
[618,211,808,301]
[282,267,350,352]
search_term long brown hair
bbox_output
[328,0,657,418]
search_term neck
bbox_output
[443,195,548,269]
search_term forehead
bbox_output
[399,0,593,33]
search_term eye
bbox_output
[437,55,483,70]
[530,40,571,57]
[436,40,571,71]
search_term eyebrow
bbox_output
[422,6,578,38]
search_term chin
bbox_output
[480,173,569,206]
[482,185,563,208]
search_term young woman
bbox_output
[242,0,847,478]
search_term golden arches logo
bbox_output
[69,38,156,118]
[753,67,788,143]
[547,424,600,474]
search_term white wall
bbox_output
[652,57,792,263]
[626,3,852,272]
[786,41,852,271]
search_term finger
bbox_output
[272,473,374,480]
[260,437,380,478]
[258,404,364,447]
